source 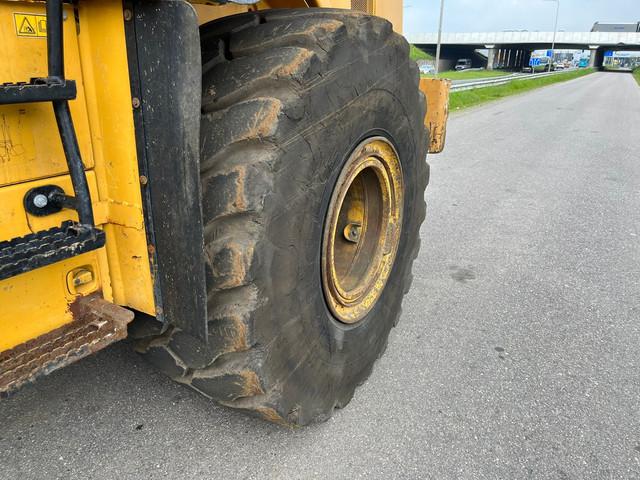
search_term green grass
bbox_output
[422,69,509,80]
[633,68,640,86]
[449,68,595,111]
[410,45,433,62]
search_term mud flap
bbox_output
[124,0,208,340]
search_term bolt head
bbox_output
[343,223,362,243]
[33,194,48,209]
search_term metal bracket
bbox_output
[24,185,76,217]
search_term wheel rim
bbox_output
[322,137,404,324]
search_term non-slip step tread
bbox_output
[0,222,105,281]
[0,294,134,395]
[0,79,77,105]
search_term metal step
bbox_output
[0,79,77,105]
[0,294,134,396]
[0,221,106,281]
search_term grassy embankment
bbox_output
[449,68,595,110]
[633,68,640,86]
[410,44,433,62]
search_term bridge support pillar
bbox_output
[589,49,597,68]
[486,47,496,70]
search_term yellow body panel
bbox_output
[75,1,155,313]
[0,0,155,352]
[0,171,111,351]
[369,1,402,33]
[0,3,94,187]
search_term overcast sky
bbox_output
[403,0,640,34]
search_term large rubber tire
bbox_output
[135,8,429,426]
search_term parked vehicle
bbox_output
[528,56,552,73]
[419,63,436,75]
[455,58,473,71]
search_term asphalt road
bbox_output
[2,72,640,480]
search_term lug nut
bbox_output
[343,223,362,243]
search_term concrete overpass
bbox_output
[407,31,640,71]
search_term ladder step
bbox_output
[0,79,76,105]
[0,294,134,396]
[0,221,105,281]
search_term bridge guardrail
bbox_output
[449,69,577,92]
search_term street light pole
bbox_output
[545,0,560,72]
[435,0,445,76]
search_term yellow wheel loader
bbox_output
[0,0,449,426]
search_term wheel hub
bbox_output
[322,137,404,324]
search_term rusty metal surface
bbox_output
[0,294,133,396]
[420,78,451,154]
[321,137,404,324]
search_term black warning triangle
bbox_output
[19,17,36,35]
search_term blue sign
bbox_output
[604,50,614,57]
[546,49,554,58]
[529,58,541,67]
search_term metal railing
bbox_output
[450,69,579,92]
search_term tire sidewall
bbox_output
[258,88,425,405]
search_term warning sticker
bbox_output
[14,13,47,38]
